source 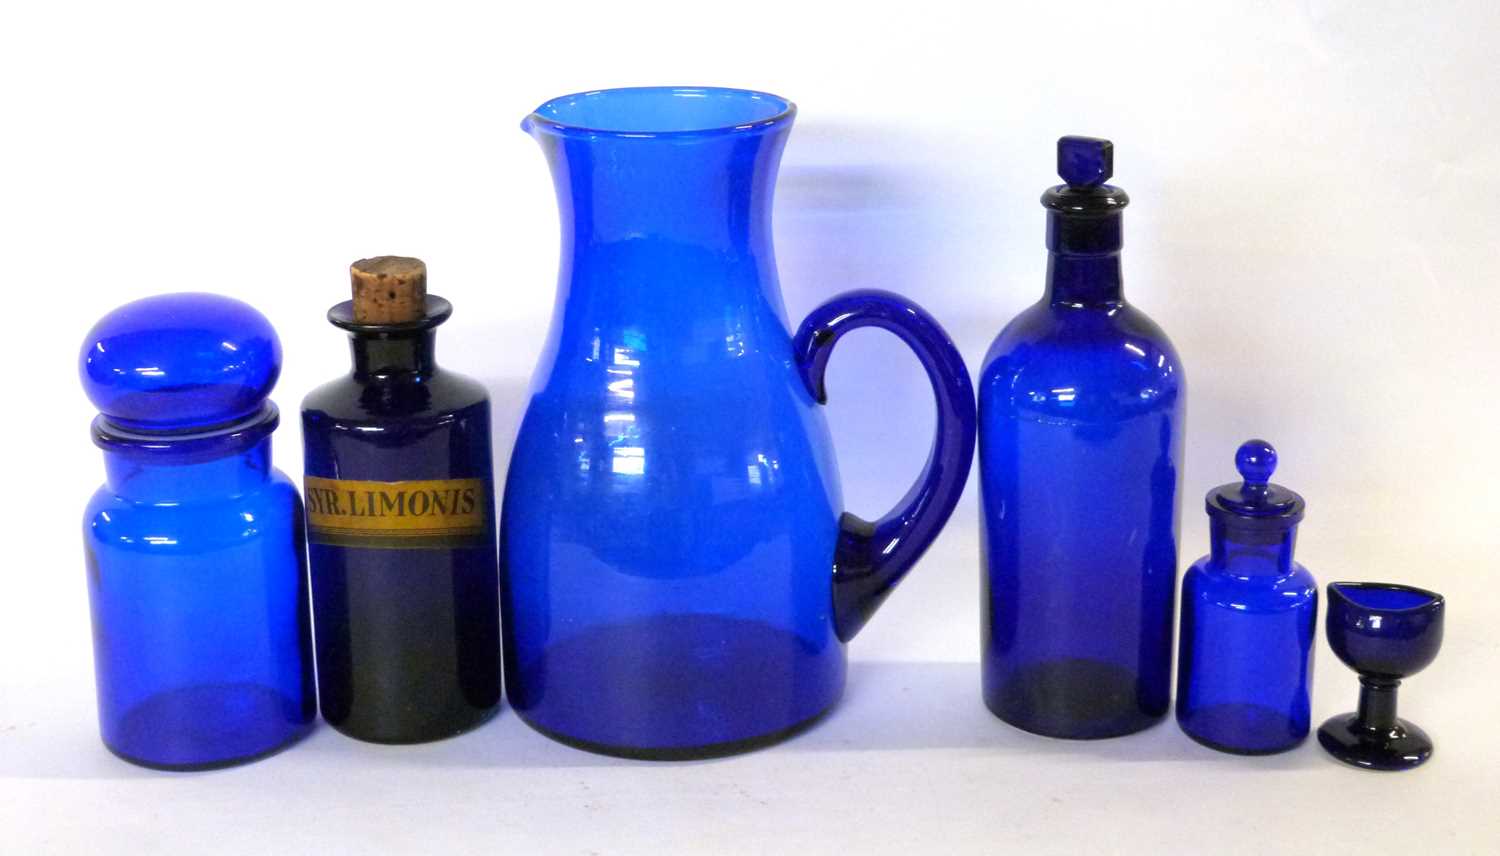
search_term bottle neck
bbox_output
[1045,253,1123,306]
[350,330,437,380]
[1209,519,1298,576]
[1044,207,1125,306]
[105,437,274,502]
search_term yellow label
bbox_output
[304,476,489,549]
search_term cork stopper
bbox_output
[350,256,427,324]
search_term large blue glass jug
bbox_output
[503,87,976,758]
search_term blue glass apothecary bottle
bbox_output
[979,137,1185,738]
[1178,440,1317,754]
[302,257,501,743]
[80,293,316,769]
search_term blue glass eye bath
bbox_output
[1319,582,1445,770]
[978,136,1185,739]
[80,293,315,770]
[502,86,976,758]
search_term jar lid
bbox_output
[1206,439,1306,530]
[79,293,282,433]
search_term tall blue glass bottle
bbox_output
[1178,440,1316,754]
[301,257,501,743]
[80,293,315,769]
[979,137,1185,739]
[504,87,976,759]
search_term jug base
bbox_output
[518,704,833,761]
[507,613,845,758]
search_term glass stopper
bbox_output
[1235,438,1277,498]
[1057,136,1113,188]
[1206,438,1304,526]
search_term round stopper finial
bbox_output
[351,256,427,324]
[1208,438,1303,525]
[1235,439,1278,487]
[1057,136,1113,188]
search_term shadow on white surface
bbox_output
[281,660,1329,772]
[0,661,1385,779]
[791,660,1326,770]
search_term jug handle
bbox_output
[793,289,976,642]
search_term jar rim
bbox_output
[91,403,279,461]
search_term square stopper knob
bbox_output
[1057,136,1113,188]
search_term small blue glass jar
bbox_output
[1176,440,1317,754]
[80,293,316,770]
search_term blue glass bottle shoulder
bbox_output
[980,299,1183,422]
[1183,556,1317,613]
[84,469,301,555]
[302,368,489,425]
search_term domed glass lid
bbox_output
[80,292,281,433]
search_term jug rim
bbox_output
[523,86,796,140]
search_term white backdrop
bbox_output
[2,1,1497,853]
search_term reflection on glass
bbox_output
[611,446,645,476]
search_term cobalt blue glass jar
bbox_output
[302,257,501,743]
[504,87,976,758]
[1177,440,1317,754]
[80,293,315,770]
[979,137,1185,739]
